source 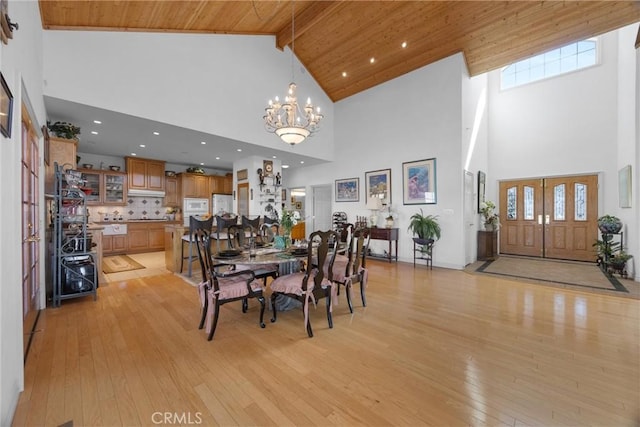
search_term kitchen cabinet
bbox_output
[164,176,178,206]
[103,235,127,254]
[223,174,233,194]
[178,173,209,199]
[127,222,166,253]
[78,169,127,205]
[126,157,165,192]
[209,174,233,195]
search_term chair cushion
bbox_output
[271,269,332,295]
[211,276,263,300]
[325,254,349,283]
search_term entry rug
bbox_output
[473,255,639,299]
[103,255,145,274]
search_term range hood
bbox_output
[127,188,166,198]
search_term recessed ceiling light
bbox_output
[200,162,204,166]
[131,153,137,156]
[401,41,407,48]
[139,144,146,148]
[300,161,304,164]
[153,131,159,135]
[342,71,347,77]
[91,131,98,135]
[282,165,289,169]
[201,141,207,145]
[93,120,102,124]
[215,157,220,160]
[370,57,375,64]
[272,155,277,159]
[237,149,242,152]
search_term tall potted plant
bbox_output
[408,209,441,244]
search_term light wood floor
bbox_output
[13,254,640,426]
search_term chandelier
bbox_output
[263,2,323,146]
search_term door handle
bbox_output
[25,234,40,243]
[545,215,550,225]
[537,215,543,225]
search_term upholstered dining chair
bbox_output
[181,215,214,277]
[241,215,261,242]
[269,229,340,337]
[193,222,266,341]
[330,227,371,312]
[215,215,238,253]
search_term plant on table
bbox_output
[479,200,500,231]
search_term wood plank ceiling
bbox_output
[39,1,640,102]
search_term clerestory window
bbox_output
[501,38,598,90]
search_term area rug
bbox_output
[470,255,639,300]
[102,255,145,274]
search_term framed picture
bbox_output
[295,201,303,210]
[0,72,13,137]
[365,168,391,204]
[236,168,248,181]
[618,165,632,208]
[402,158,436,205]
[335,177,359,202]
[42,125,50,165]
[477,170,486,211]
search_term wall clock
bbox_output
[263,160,273,176]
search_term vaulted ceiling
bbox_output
[39,1,640,102]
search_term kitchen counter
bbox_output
[93,219,181,224]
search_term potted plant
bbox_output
[608,251,632,278]
[408,209,440,244]
[597,214,622,234]
[47,120,81,140]
[479,200,500,231]
[384,204,395,228]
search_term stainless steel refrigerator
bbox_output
[211,193,233,217]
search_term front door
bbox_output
[499,174,598,262]
[22,105,41,357]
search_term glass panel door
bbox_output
[104,172,126,204]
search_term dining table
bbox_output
[212,242,347,275]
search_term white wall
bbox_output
[287,54,469,269]
[489,26,639,279]
[43,30,335,162]
[0,2,47,425]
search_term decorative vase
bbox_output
[484,223,495,232]
[385,218,394,228]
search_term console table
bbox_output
[477,230,498,261]
[367,227,399,262]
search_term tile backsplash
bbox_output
[88,196,172,221]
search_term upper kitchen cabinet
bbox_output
[208,174,233,195]
[177,173,209,199]
[79,169,127,205]
[164,176,178,206]
[126,157,165,192]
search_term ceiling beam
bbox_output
[275,1,343,51]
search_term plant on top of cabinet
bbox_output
[47,120,81,140]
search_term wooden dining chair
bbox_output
[228,223,279,287]
[194,224,266,341]
[331,227,371,312]
[215,215,238,253]
[269,230,340,337]
[241,215,261,242]
[181,215,213,277]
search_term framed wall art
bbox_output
[0,72,13,138]
[618,165,632,208]
[42,125,50,165]
[335,177,359,202]
[477,170,486,211]
[365,168,391,204]
[402,158,436,205]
